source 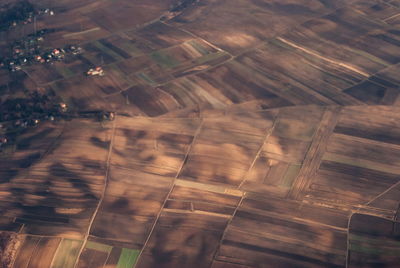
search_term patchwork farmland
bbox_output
[1,0,400,267]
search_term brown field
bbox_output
[1,0,400,267]
[348,214,400,267]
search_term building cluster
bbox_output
[86,66,105,76]
[0,34,83,72]
[0,1,110,150]
[0,0,54,31]
[0,1,78,72]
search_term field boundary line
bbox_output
[277,37,369,77]
[211,194,245,264]
[24,236,42,268]
[73,117,117,268]
[48,237,64,268]
[344,172,400,267]
[331,132,400,151]
[287,106,341,200]
[153,53,234,88]
[63,27,100,38]
[345,212,354,268]
[174,179,243,197]
[366,179,400,208]
[384,12,400,22]
[162,208,231,219]
[134,118,204,267]
[161,21,232,56]
[238,111,279,189]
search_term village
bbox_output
[0,1,111,151]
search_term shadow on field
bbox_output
[0,121,106,237]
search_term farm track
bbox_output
[72,114,116,268]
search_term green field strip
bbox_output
[322,152,400,175]
[281,164,301,188]
[350,47,390,67]
[116,248,140,268]
[50,239,83,268]
[136,72,156,85]
[194,51,230,65]
[187,40,211,56]
[150,51,180,69]
[85,241,113,253]
[349,242,400,256]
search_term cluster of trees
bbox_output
[0,0,35,31]
[170,0,199,12]
[0,90,54,122]
[0,232,19,268]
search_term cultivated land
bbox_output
[0,0,400,267]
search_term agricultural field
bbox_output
[347,214,400,267]
[1,0,400,267]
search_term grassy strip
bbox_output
[136,72,156,85]
[150,51,180,69]
[85,241,113,253]
[187,40,211,56]
[117,248,140,268]
[51,239,83,268]
[281,164,301,188]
